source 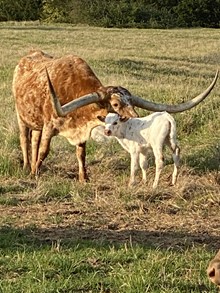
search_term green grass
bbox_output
[0,228,216,292]
[0,22,220,292]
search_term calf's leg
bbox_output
[129,152,140,186]
[139,151,148,183]
[152,147,164,188]
[166,134,180,186]
[171,145,180,185]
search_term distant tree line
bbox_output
[0,0,219,28]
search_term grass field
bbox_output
[0,21,220,292]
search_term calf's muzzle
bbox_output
[104,129,112,136]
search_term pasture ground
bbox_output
[0,22,220,292]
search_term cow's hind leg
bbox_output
[76,142,89,182]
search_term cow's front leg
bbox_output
[76,142,88,182]
[31,130,41,175]
[33,125,54,177]
[17,113,31,172]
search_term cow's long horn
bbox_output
[131,70,218,113]
[46,68,102,117]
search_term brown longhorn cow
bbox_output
[13,50,218,181]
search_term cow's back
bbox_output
[13,50,103,129]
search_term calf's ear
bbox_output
[97,115,106,122]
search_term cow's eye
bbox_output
[113,103,118,107]
[113,121,117,125]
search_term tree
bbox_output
[0,0,42,21]
[175,0,220,27]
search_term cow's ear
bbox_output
[97,115,106,122]
[119,116,129,122]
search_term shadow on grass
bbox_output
[184,143,220,175]
[1,225,220,252]
[100,58,217,80]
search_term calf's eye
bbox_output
[113,103,118,107]
[113,122,117,125]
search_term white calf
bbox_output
[98,112,180,188]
